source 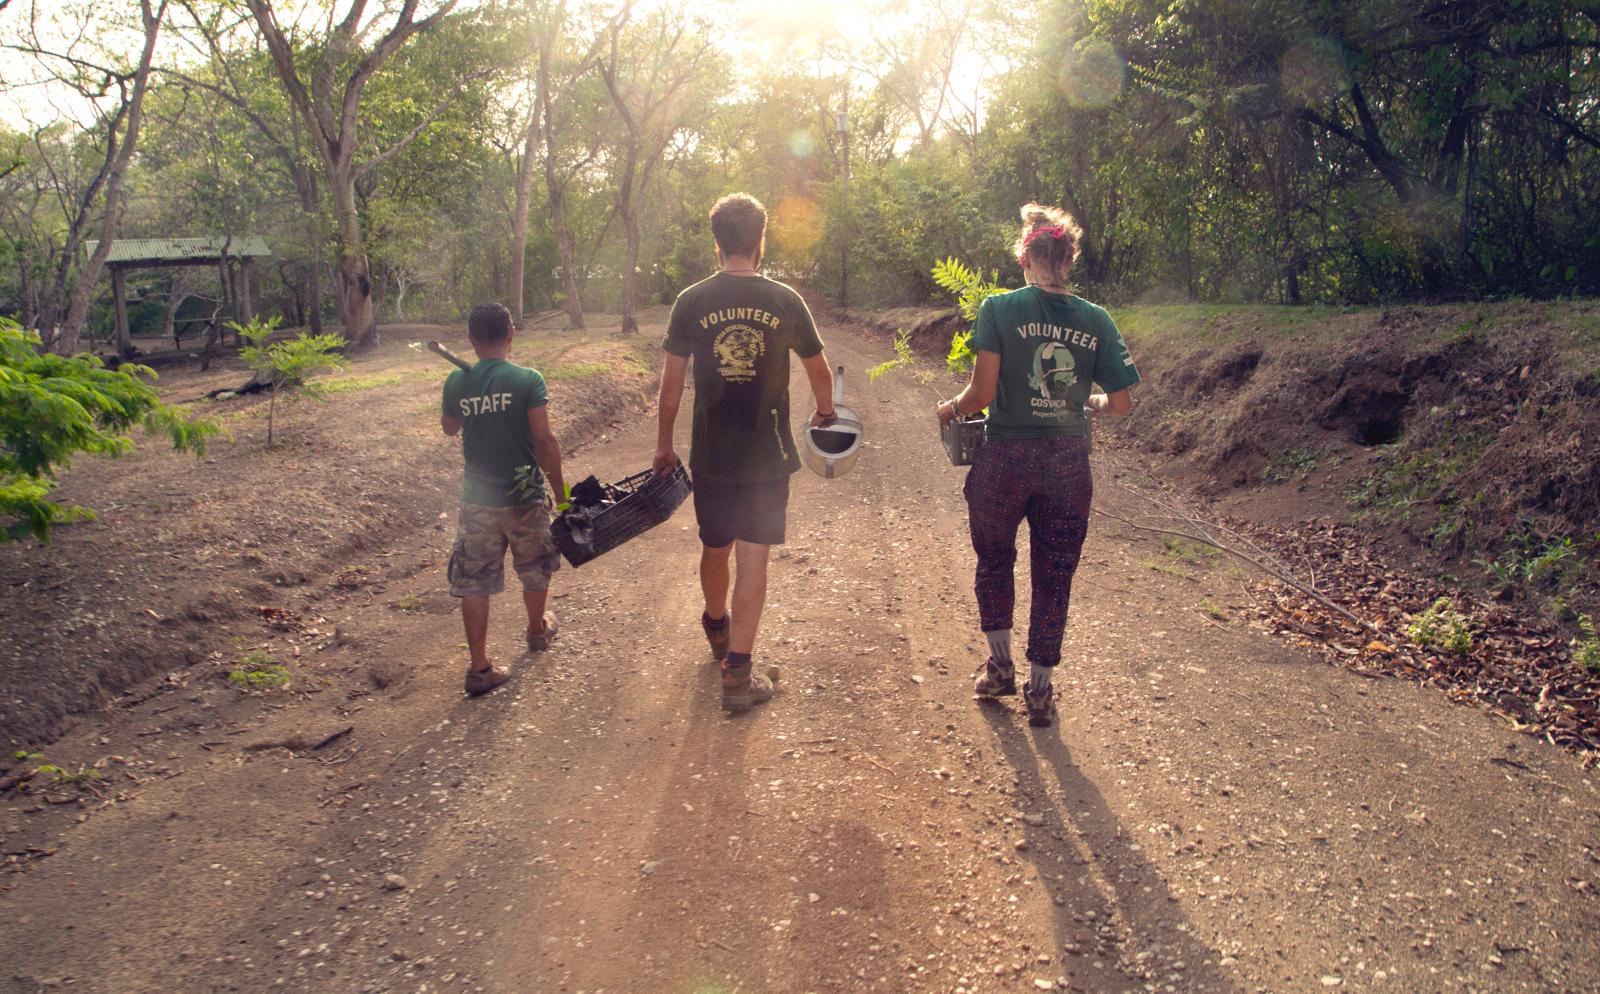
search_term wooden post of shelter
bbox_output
[239,257,256,323]
[110,266,131,357]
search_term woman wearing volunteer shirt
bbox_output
[936,203,1140,727]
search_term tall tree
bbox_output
[599,2,717,334]
[241,0,462,348]
[502,0,611,326]
[3,0,170,353]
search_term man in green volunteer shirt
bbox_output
[441,303,565,696]
[653,192,836,714]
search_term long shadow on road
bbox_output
[979,705,1244,994]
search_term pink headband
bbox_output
[1023,225,1068,250]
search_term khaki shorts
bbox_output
[447,503,561,598]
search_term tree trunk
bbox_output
[546,160,585,329]
[163,270,193,344]
[57,0,165,354]
[330,168,376,349]
[287,121,325,336]
[509,124,539,325]
[616,149,639,335]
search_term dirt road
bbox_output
[2,325,1597,994]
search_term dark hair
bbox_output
[1012,203,1083,283]
[710,193,767,257]
[467,302,514,343]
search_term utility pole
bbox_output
[837,87,849,310]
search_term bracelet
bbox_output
[816,408,837,418]
[947,398,961,417]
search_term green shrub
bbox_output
[1407,597,1474,654]
[0,317,217,542]
[228,648,292,692]
[1575,614,1600,672]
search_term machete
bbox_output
[427,340,473,372]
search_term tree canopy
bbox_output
[1,0,1595,344]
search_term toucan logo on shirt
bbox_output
[1028,341,1078,411]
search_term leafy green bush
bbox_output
[233,317,347,448]
[930,257,1004,373]
[1407,597,1474,654]
[1575,614,1600,673]
[0,316,217,542]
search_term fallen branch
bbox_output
[1096,504,1378,635]
[0,768,36,792]
[243,723,355,753]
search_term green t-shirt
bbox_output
[970,288,1140,440]
[441,358,549,506]
[662,272,825,483]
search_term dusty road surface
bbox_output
[2,323,1597,994]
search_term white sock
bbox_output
[985,629,1013,667]
[1029,664,1052,692]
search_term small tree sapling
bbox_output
[233,317,347,448]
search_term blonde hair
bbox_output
[1012,203,1083,283]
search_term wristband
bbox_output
[816,408,837,419]
[947,399,961,417]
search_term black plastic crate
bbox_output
[550,465,692,567]
[940,414,987,466]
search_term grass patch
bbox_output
[1143,558,1188,577]
[1163,535,1224,565]
[1261,447,1319,482]
[1199,598,1226,620]
[391,593,424,613]
[321,371,408,394]
[1117,303,1359,351]
[542,361,613,381]
[1347,429,1487,520]
[228,648,292,693]
[34,763,104,786]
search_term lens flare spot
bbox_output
[788,129,816,157]
[771,196,824,257]
[1281,37,1349,104]
[1058,37,1125,109]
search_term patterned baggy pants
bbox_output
[963,435,1093,668]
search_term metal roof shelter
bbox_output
[85,236,271,355]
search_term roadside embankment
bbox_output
[848,298,1600,755]
[0,320,661,749]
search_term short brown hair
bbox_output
[468,302,514,343]
[710,193,767,257]
[1012,202,1083,283]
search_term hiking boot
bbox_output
[974,657,1016,697]
[721,660,773,713]
[702,612,731,661]
[465,664,511,696]
[526,614,558,653]
[1024,683,1056,727]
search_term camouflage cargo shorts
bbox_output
[447,502,561,598]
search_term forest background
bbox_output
[2,0,1598,353]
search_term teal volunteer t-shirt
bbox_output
[441,358,549,506]
[969,287,1140,440]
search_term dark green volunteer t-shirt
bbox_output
[970,287,1140,440]
[662,273,825,482]
[441,358,549,506]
